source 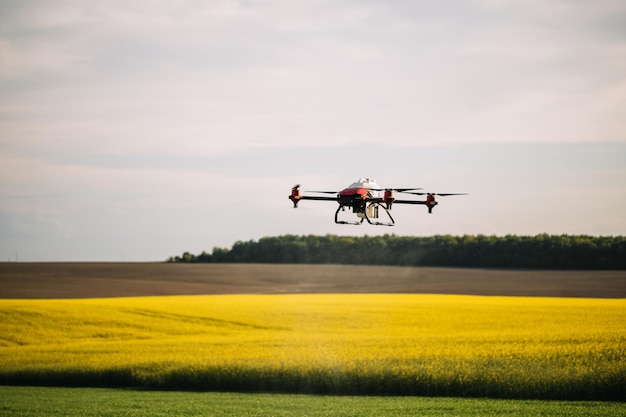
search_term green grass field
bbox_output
[2,386,625,417]
[2,294,624,400]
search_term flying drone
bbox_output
[289,178,466,226]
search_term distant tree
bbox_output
[167,234,626,269]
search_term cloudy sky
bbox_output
[1,0,625,261]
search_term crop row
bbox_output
[1,294,624,399]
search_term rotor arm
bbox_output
[299,196,339,202]
[392,200,429,204]
[288,195,338,207]
[289,187,338,208]
[392,199,437,213]
[394,192,467,213]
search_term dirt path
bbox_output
[2,263,625,299]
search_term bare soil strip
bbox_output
[1,263,625,299]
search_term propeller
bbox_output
[403,192,467,196]
[370,187,423,193]
[307,187,426,195]
[307,190,340,194]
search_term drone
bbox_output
[289,178,466,226]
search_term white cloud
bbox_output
[3,0,624,153]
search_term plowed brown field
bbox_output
[1,263,624,298]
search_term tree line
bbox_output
[168,234,626,269]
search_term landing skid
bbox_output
[364,202,395,226]
[335,205,365,225]
[334,203,395,226]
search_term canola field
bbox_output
[1,294,624,400]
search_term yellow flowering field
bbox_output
[1,294,624,399]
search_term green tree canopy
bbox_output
[168,234,626,270]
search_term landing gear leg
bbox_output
[364,203,395,226]
[335,205,364,225]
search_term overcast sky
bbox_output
[1,0,625,261]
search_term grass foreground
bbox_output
[2,386,625,417]
[1,294,625,400]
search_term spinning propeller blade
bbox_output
[395,188,424,192]
[370,187,423,193]
[404,191,467,196]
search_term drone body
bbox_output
[289,178,466,226]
